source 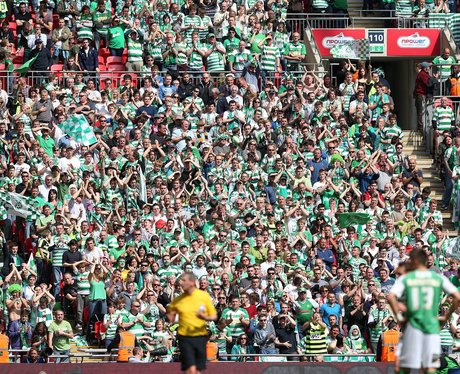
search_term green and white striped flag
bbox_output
[27,253,37,273]
[58,114,97,146]
[330,38,370,60]
[0,192,38,220]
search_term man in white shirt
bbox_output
[58,146,81,172]
[38,174,55,200]
[260,249,277,276]
[27,23,47,49]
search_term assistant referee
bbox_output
[167,272,217,374]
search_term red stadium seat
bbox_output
[50,64,64,77]
[99,48,109,59]
[107,63,125,72]
[106,56,123,66]
[98,56,105,66]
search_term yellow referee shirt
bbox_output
[168,288,217,337]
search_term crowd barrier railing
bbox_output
[9,348,119,363]
[286,13,439,31]
[0,65,327,95]
[7,349,375,363]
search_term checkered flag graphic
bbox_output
[331,38,370,60]
[59,114,97,146]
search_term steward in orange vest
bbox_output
[107,327,136,363]
[446,66,460,96]
[376,321,400,362]
[0,333,8,363]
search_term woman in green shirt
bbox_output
[88,262,108,334]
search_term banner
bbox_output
[387,29,440,56]
[444,237,460,260]
[0,192,38,220]
[58,114,97,146]
[331,38,370,60]
[311,29,366,57]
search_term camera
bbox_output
[149,347,168,356]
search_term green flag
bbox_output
[338,212,371,228]
[58,114,97,146]
[13,54,38,74]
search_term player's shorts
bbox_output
[399,323,441,369]
[178,335,207,371]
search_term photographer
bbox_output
[128,346,150,363]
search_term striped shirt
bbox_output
[104,311,121,339]
[199,15,212,40]
[50,234,70,266]
[274,31,290,54]
[368,308,390,343]
[221,307,249,337]
[175,41,188,66]
[157,266,181,279]
[127,38,143,63]
[92,9,112,37]
[205,42,225,71]
[298,323,327,354]
[338,82,355,111]
[312,0,329,10]
[75,270,91,295]
[186,42,204,69]
[260,44,280,71]
[433,55,457,80]
[381,124,403,143]
[147,40,164,62]
[78,27,93,41]
[440,327,454,347]
[182,15,202,41]
[395,0,413,16]
[433,106,455,131]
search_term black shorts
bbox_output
[178,335,207,371]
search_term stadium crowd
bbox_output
[0,0,458,367]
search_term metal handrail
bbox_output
[219,353,376,357]
[0,66,326,94]
[286,13,444,29]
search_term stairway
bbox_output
[347,0,395,28]
[401,130,455,235]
